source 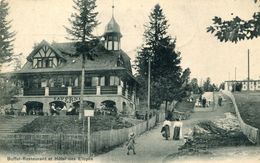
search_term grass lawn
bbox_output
[233,92,260,129]
[16,115,133,134]
[175,94,199,112]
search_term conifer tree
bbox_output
[0,0,15,70]
[134,4,183,110]
[65,0,99,119]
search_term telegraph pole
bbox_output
[235,67,237,81]
[147,57,151,129]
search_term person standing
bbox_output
[172,118,183,140]
[202,97,207,108]
[21,104,27,116]
[126,132,136,155]
[218,96,223,106]
[161,118,171,140]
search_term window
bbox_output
[110,76,119,86]
[85,77,91,87]
[91,77,98,86]
[100,76,105,86]
[108,41,113,50]
[37,59,42,68]
[117,55,124,66]
[32,79,41,88]
[35,58,53,68]
[113,36,118,41]
[108,36,113,41]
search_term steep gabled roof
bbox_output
[26,40,66,61]
[18,40,132,74]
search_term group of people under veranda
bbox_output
[161,118,183,140]
[50,103,76,116]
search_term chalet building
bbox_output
[10,15,139,115]
[225,80,260,91]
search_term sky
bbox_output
[3,0,260,84]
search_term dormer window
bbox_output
[32,45,59,68]
[117,54,124,67]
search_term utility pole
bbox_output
[235,67,237,81]
[248,49,250,92]
[147,57,151,129]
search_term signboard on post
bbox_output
[83,108,94,156]
[84,109,94,117]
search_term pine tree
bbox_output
[0,0,15,70]
[134,4,183,110]
[64,0,99,119]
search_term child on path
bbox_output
[126,132,136,155]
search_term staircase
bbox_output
[0,115,37,133]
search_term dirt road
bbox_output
[94,92,230,163]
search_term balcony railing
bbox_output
[22,86,134,100]
[24,88,45,96]
[49,87,67,95]
[72,87,96,95]
[101,86,117,94]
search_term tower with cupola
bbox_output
[103,5,122,51]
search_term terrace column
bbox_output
[96,86,101,95]
[45,87,49,96]
[19,88,24,96]
[132,91,135,102]
[125,88,128,99]
[68,86,72,96]
[117,85,122,95]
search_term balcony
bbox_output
[22,85,133,100]
[101,86,117,94]
[49,87,67,95]
[72,87,96,95]
[24,88,45,96]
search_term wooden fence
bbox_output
[0,133,87,154]
[0,112,165,154]
[222,90,259,144]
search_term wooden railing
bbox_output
[23,86,133,98]
[49,87,67,95]
[100,86,117,94]
[23,88,45,96]
[72,87,96,95]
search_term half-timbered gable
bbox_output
[26,40,66,69]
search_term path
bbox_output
[94,92,230,163]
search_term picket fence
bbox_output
[222,90,259,144]
[0,112,165,154]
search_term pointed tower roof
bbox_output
[104,16,122,37]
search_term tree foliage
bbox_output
[0,0,15,70]
[64,0,100,59]
[65,0,99,43]
[134,4,183,109]
[189,78,200,94]
[203,77,214,92]
[207,0,260,43]
[0,76,20,106]
[64,0,99,120]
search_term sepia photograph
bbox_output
[0,0,260,162]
